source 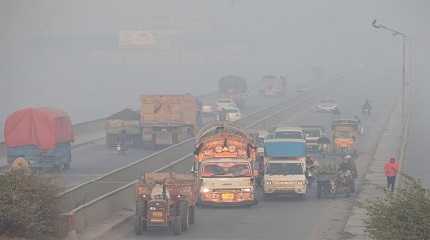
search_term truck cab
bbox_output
[301,125,325,153]
[263,133,308,198]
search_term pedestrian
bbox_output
[384,157,400,192]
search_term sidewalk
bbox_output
[343,105,404,240]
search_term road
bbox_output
[102,78,398,240]
[404,79,430,187]
[62,93,284,187]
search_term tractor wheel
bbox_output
[172,217,182,235]
[189,206,195,224]
[180,201,190,231]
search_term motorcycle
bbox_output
[112,143,127,155]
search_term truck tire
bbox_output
[64,151,72,170]
[172,217,182,235]
[134,215,143,235]
[317,183,322,199]
[189,206,195,224]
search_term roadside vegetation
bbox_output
[0,170,60,240]
[364,175,430,240]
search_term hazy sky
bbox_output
[1,0,429,140]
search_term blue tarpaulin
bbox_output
[264,139,306,157]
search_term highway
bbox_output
[62,93,283,187]
[101,78,398,240]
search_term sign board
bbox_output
[119,30,156,48]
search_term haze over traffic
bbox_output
[2,0,429,136]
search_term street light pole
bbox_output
[372,20,407,123]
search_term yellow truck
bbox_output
[331,119,361,156]
[140,94,201,148]
[193,122,258,206]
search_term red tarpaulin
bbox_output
[4,107,74,150]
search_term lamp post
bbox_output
[372,20,407,123]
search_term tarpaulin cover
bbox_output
[4,107,74,150]
[264,139,306,158]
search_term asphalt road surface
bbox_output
[102,78,398,240]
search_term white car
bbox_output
[315,100,339,113]
[216,98,237,111]
[223,107,242,122]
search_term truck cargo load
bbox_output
[264,139,306,158]
[4,107,74,170]
[194,122,258,206]
[140,94,201,148]
[134,172,198,235]
[105,109,142,147]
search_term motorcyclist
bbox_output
[338,155,357,179]
[362,99,372,113]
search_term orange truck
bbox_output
[331,119,361,156]
[134,172,198,235]
[193,122,258,206]
[140,94,201,148]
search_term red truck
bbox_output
[4,107,74,170]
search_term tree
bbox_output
[0,171,60,240]
[364,175,430,240]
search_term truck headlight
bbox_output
[242,188,252,192]
[266,180,272,185]
[201,187,210,193]
[297,181,305,185]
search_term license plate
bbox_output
[222,193,234,200]
[151,211,163,218]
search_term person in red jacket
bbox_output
[384,157,400,192]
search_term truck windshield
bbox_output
[201,162,252,178]
[266,162,304,175]
[275,131,304,139]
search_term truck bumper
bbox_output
[199,192,256,206]
[264,185,307,195]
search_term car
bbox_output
[216,98,237,111]
[223,106,242,122]
[315,100,339,113]
[270,127,305,140]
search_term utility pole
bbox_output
[372,20,407,124]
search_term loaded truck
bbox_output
[105,109,142,148]
[134,172,198,235]
[260,75,287,97]
[301,125,325,153]
[331,119,361,156]
[193,122,258,206]
[4,107,74,171]
[218,75,247,108]
[140,94,201,149]
[263,127,308,198]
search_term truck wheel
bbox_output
[64,151,72,170]
[189,206,195,224]
[135,199,147,235]
[317,184,322,199]
[172,217,182,235]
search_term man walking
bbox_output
[384,157,400,192]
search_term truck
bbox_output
[331,119,361,156]
[105,109,142,148]
[301,125,325,153]
[218,75,247,108]
[260,75,287,97]
[140,94,201,149]
[4,107,74,171]
[263,127,308,198]
[193,122,258,206]
[134,172,198,235]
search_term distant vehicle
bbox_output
[260,75,287,97]
[5,107,74,171]
[200,105,220,124]
[315,100,339,113]
[331,119,361,156]
[218,75,247,108]
[216,98,237,111]
[301,125,325,153]
[140,94,201,149]
[105,109,142,148]
[270,127,305,140]
[223,106,242,122]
